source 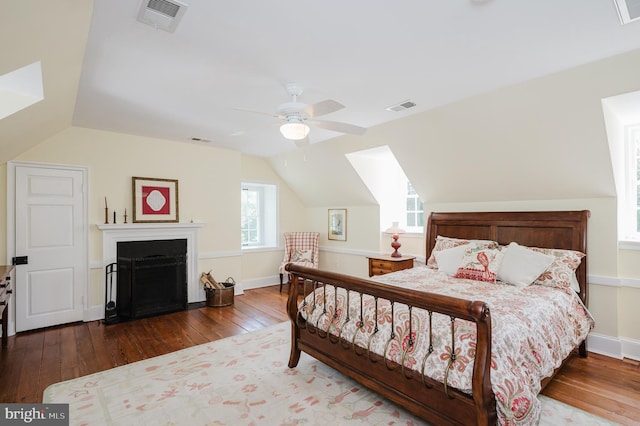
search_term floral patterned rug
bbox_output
[43,322,617,425]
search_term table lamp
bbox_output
[385,222,406,258]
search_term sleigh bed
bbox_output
[286,210,593,426]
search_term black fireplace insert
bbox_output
[116,239,188,320]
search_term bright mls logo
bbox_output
[1,404,68,425]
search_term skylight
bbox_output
[0,61,44,120]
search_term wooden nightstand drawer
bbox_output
[0,265,14,348]
[369,260,393,275]
[0,273,11,305]
[367,255,415,277]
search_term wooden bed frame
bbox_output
[286,210,590,426]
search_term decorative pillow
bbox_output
[454,247,504,283]
[529,247,585,291]
[290,249,313,263]
[427,236,499,269]
[497,242,555,287]
[434,244,476,276]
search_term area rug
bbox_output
[44,322,618,425]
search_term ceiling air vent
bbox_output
[613,0,640,24]
[137,0,188,33]
[385,100,417,112]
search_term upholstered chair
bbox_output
[278,232,320,292]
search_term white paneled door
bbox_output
[14,164,87,332]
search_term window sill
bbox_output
[380,231,424,238]
[619,240,640,251]
[241,245,279,253]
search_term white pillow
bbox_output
[497,242,555,287]
[434,243,476,276]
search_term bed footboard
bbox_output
[285,264,496,426]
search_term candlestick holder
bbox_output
[104,208,109,224]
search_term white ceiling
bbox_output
[72,0,640,157]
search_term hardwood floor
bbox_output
[1,285,639,425]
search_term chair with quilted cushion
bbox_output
[279,231,320,292]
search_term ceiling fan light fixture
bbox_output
[280,121,310,140]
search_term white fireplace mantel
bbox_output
[98,223,204,303]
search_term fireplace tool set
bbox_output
[103,262,119,324]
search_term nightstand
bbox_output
[367,254,415,277]
[0,265,14,348]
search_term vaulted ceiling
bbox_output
[4,0,640,164]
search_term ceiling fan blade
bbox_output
[233,107,282,119]
[310,119,367,135]
[303,99,344,118]
[294,136,310,148]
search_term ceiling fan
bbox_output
[236,83,366,146]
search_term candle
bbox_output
[105,197,108,208]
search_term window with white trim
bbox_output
[241,182,277,248]
[405,182,424,232]
[623,126,640,240]
[345,145,424,234]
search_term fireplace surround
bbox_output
[98,223,204,311]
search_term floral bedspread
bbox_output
[298,266,595,426]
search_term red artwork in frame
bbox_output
[132,177,179,223]
[141,185,171,215]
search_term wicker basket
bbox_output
[205,278,235,307]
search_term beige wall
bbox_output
[0,164,6,264]
[7,127,307,309]
[239,154,308,283]
[267,49,640,347]
[619,249,640,277]
[308,205,380,277]
[616,251,640,341]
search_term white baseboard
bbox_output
[587,333,640,361]
[239,275,280,291]
[620,336,640,361]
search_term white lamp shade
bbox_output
[280,121,310,140]
[385,221,405,234]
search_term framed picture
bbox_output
[328,208,347,241]
[132,177,179,223]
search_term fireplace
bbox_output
[98,223,203,304]
[116,239,188,320]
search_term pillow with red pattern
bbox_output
[529,247,585,291]
[454,247,504,283]
[427,236,499,270]
[434,243,477,276]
